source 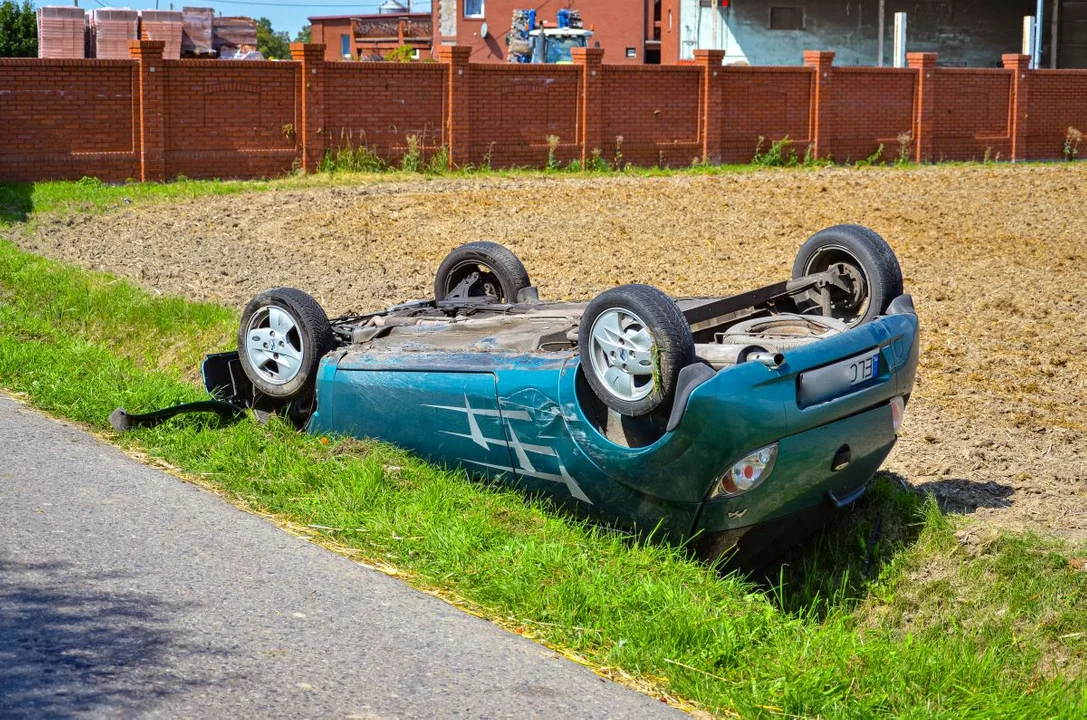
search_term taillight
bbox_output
[711,444,778,499]
[890,395,905,432]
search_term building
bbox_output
[432,0,660,63]
[315,1,1085,68]
[658,0,1085,68]
[310,9,433,62]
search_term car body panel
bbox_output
[301,311,919,543]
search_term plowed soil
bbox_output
[11,164,1087,543]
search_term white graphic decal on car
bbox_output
[424,394,592,504]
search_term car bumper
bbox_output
[693,400,898,536]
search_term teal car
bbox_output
[173,225,918,562]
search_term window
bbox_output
[340,34,351,58]
[464,0,484,18]
[626,47,637,58]
[769,7,803,31]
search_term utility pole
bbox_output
[1033,0,1044,68]
[893,12,906,68]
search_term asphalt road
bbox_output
[0,396,684,719]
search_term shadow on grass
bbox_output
[749,472,930,617]
[0,184,33,225]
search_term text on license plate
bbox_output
[849,353,878,385]
[796,350,881,407]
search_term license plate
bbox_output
[797,350,880,407]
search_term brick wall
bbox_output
[1025,72,1087,160]
[827,68,916,162]
[721,67,813,163]
[2,45,1086,183]
[324,63,446,159]
[163,60,298,179]
[601,66,702,167]
[0,59,139,181]
[467,64,581,167]
[930,70,1012,162]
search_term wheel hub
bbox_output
[245,306,305,385]
[587,308,656,402]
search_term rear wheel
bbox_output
[237,287,335,401]
[792,225,903,327]
[434,241,531,303]
[578,284,694,417]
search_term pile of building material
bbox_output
[507,9,535,63]
[181,6,216,57]
[36,6,87,59]
[89,9,140,60]
[140,10,184,60]
[212,17,259,58]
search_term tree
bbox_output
[0,1,37,58]
[256,17,290,60]
[294,24,311,44]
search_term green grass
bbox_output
[1,235,1085,717]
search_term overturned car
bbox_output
[121,224,919,561]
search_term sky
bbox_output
[34,1,433,39]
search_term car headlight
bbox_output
[710,443,778,499]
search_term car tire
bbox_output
[434,241,531,303]
[792,224,903,326]
[578,284,695,417]
[237,287,335,401]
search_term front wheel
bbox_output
[578,284,695,417]
[237,287,335,401]
[793,224,903,327]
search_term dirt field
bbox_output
[10,164,1087,543]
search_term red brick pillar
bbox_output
[907,52,937,162]
[803,51,835,159]
[571,47,604,165]
[290,43,326,172]
[694,49,725,164]
[437,45,472,168]
[128,40,166,182]
[1003,54,1031,162]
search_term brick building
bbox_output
[310,12,433,62]
[316,1,1084,68]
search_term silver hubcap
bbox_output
[245,306,305,385]
[588,308,656,402]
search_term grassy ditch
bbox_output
[1,237,1085,717]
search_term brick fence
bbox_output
[1,42,1085,183]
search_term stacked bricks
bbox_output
[36,6,86,59]
[90,9,140,60]
[140,11,185,61]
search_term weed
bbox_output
[587,148,609,172]
[853,144,885,168]
[479,142,496,172]
[400,135,422,173]
[752,136,798,167]
[613,135,624,170]
[426,145,451,174]
[565,159,583,172]
[320,131,389,174]
[1064,127,1082,161]
[896,131,913,166]
[546,135,561,171]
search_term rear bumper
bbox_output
[693,400,897,536]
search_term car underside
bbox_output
[117,225,920,565]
